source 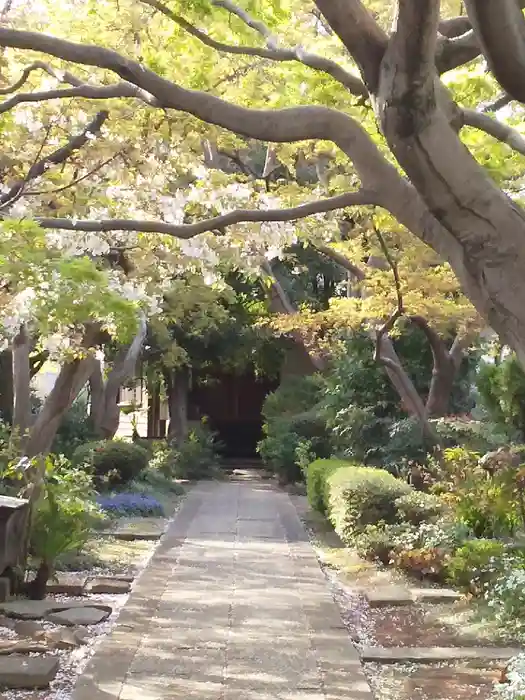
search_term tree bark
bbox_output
[88,359,104,424]
[24,354,98,457]
[0,350,14,424]
[375,1,525,371]
[12,324,31,441]
[165,367,189,443]
[92,312,147,439]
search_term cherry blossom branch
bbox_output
[0,110,109,207]
[25,149,125,196]
[33,189,377,239]
[142,0,366,96]
[461,108,525,157]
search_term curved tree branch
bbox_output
[33,189,377,238]
[0,60,84,95]
[141,0,366,96]
[461,108,525,157]
[313,243,366,281]
[464,0,525,104]
[0,81,158,114]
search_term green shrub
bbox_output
[446,539,507,593]
[72,440,149,487]
[395,491,444,525]
[261,375,324,422]
[306,459,412,544]
[168,420,220,480]
[258,410,331,484]
[28,454,102,598]
[354,524,402,564]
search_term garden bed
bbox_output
[293,493,514,700]
[1,483,187,699]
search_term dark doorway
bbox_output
[188,371,278,458]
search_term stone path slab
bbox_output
[0,655,59,688]
[361,646,523,663]
[101,516,167,541]
[365,586,463,607]
[0,600,112,620]
[73,480,373,700]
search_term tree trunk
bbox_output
[93,313,147,439]
[165,367,189,443]
[377,12,525,370]
[425,358,456,417]
[12,324,31,442]
[0,350,13,424]
[25,561,52,600]
[88,359,104,425]
[24,354,98,458]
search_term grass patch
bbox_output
[56,536,154,573]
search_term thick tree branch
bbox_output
[464,0,525,104]
[439,16,472,38]
[482,94,513,114]
[33,190,377,238]
[409,314,450,365]
[461,108,525,157]
[0,110,109,207]
[141,0,366,96]
[436,30,480,73]
[313,0,387,92]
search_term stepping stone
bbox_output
[101,516,167,541]
[45,627,89,649]
[361,646,523,663]
[85,577,131,594]
[46,606,111,626]
[0,639,49,654]
[366,587,413,607]
[46,573,87,595]
[0,655,59,688]
[411,588,463,604]
[0,600,112,621]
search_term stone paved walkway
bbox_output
[73,480,373,700]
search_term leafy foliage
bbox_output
[306,458,412,544]
[476,355,525,440]
[28,455,102,596]
[72,440,149,487]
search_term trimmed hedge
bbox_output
[306,459,412,544]
[72,440,149,487]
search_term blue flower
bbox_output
[96,492,164,516]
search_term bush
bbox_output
[168,420,220,480]
[391,546,448,582]
[447,539,507,593]
[258,410,331,484]
[485,552,525,634]
[354,524,402,564]
[381,417,431,472]
[306,459,412,543]
[395,491,444,525]
[72,440,149,487]
[431,446,523,538]
[261,375,324,422]
[28,455,102,598]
